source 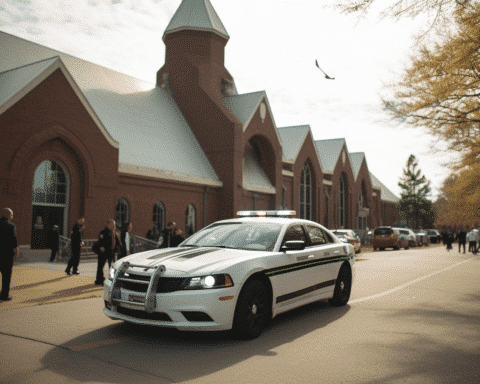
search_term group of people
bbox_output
[444,228,479,254]
[0,206,189,301]
[64,218,134,285]
[146,221,185,248]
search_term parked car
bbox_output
[372,226,409,251]
[399,228,417,248]
[103,210,355,339]
[332,229,362,254]
[426,229,441,244]
[414,231,430,246]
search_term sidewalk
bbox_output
[0,249,107,311]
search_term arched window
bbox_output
[185,204,196,237]
[32,160,68,206]
[338,173,347,228]
[153,201,165,233]
[31,160,70,246]
[299,163,312,220]
[116,198,129,229]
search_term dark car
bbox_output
[426,229,441,244]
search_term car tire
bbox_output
[232,279,270,339]
[328,265,352,307]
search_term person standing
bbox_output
[65,217,85,275]
[158,221,176,248]
[467,229,479,254]
[170,228,185,247]
[48,225,60,262]
[0,208,19,301]
[95,219,116,285]
[445,232,454,251]
[456,229,467,254]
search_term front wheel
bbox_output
[328,266,352,307]
[232,280,270,339]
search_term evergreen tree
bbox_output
[398,155,434,229]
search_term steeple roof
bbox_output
[163,0,229,41]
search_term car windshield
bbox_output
[374,228,393,235]
[181,222,283,251]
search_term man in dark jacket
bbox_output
[158,221,176,248]
[95,219,116,285]
[65,217,85,275]
[0,208,19,301]
[456,229,467,254]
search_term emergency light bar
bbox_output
[236,210,297,217]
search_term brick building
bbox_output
[0,0,400,248]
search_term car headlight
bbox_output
[182,274,234,290]
[108,267,116,280]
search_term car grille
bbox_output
[118,273,186,293]
[116,306,172,321]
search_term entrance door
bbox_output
[31,206,64,249]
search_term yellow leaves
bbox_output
[435,163,480,227]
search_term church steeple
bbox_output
[163,0,229,41]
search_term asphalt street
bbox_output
[0,245,479,384]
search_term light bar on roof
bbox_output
[236,210,296,217]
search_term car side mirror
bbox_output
[281,240,305,252]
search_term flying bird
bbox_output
[315,60,335,80]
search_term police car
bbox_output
[103,211,355,339]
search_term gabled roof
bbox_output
[0,56,118,148]
[0,57,57,112]
[0,32,222,187]
[163,0,229,41]
[315,138,348,174]
[277,126,310,163]
[370,172,400,203]
[223,91,277,131]
[350,152,367,180]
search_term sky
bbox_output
[0,0,456,199]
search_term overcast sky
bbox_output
[0,0,455,198]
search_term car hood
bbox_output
[114,246,267,276]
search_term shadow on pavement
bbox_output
[11,276,71,291]
[21,284,103,305]
[40,300,350,383]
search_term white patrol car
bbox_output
[103,210,355,339]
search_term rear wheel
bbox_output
[329,265,352,307]
[232,280,270,339]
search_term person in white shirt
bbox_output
[466,230,479,254]
[119,222,133,259]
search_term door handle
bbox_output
[308,255,315,259]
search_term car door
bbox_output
[304,225,345,290]
[267,224,320,309]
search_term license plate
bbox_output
[128,294,145,303]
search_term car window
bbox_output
[282,224,306,246]
[182,222,282,251]
[374,228,393,235]
[305,225,329,246]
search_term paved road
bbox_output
[1,245,479,383]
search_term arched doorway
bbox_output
[31,160,70,248]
